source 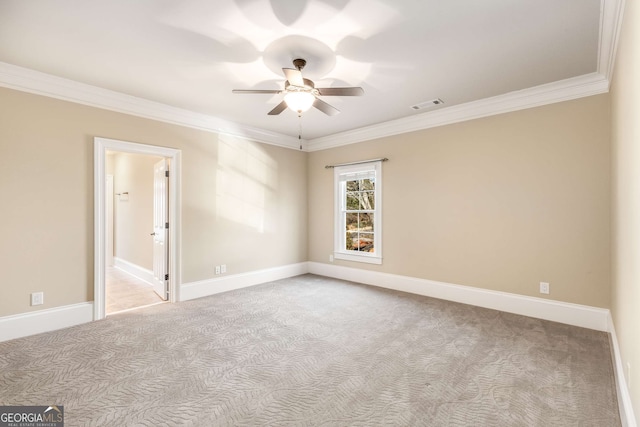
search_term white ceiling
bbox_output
[0,0,620,148]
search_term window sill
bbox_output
[334,252,382,265]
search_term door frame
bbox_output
[106,174,114,267]
[94,137,181,320]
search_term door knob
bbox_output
[150,232,156,236]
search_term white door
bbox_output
[152,159,169,300]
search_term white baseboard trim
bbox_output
[1,264,632,425]
[308,262,610,332]
[113,257,155,286]
[0,262,308,342]
[0,302,94,342]
[608,314,638,427]
[180,262,309,301]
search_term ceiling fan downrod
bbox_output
[292,58,306,71]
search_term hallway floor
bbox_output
[106,266,164,314]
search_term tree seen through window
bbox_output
[345,178,375,252]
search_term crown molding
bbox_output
[597,0,626,82]
[0,0,624,152]
[0,61,610,154]
[306,73,609,151]
[0,61,302,151]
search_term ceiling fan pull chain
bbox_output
[298,113,303,150]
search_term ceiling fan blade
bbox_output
[232,89,282,94]
[283,68,304,87]
[313,98,340,116]
[267,100,288,115]
[317,87,364,96]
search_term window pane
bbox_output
[359,213,374,232]
[346,180,359,191]
[345,213,358,232]
[346,193,359,211]
[357,233,374,252]
[360,178,375,191]
[346,231,358,251]
[360,191,375,210]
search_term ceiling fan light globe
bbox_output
[284,92,315,113]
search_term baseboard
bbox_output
[0,302,94,342]
[180,262,309,301]
[308,262,610,332]
[608,314,638,427]
[113,257,155,286]
[0,262,308,342]
[2,263,629,423]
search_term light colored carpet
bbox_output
[0,274,620,426]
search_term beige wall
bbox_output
[309,95,611,308]
[0,87,308,317]
[108,152,162,270]
[0,66,617,341]
[611,0,640,417]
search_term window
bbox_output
[334,161,382,264]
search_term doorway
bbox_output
[94,137,181,321]
[105,153,168,314]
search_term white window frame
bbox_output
[333,161,382,265]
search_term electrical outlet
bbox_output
[539,282,550,295]
[221,264,226,274]
[215,265,221,275]
[31,292,44,306]
[329,254,334,262]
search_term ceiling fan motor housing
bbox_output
[285,78,317,93]
[232,57,363,117]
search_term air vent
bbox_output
[411,98,444,110]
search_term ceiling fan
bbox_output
[232,58,364,116]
